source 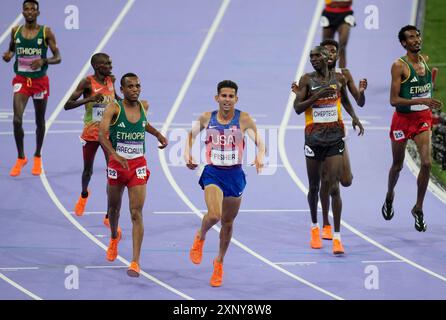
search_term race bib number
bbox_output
[13,83,22,93]
[312,105,338,123]
[210,149,239,166]
[410,91,431,111]
[33,91,45,99]
[92,104,106,122]
[79,136,87,147]
[135,166,147,179]
[320,16,329,28]
[393,130,405,141]
[344,14,356,27]
[304,145,315,157]
[18,55,41,72]
[116,141,144,160]
[107,168,117,179]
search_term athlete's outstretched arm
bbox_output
[99,103,129,169]
[241,113,265,174]
[31,27,61,70]
[340,78,364,136]
[184,112,210,169]
[2,26,18,62]
[343,68,367,107]
[390,60,442,109]
[141,101,168,149]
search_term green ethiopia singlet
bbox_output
[397,56,432,113]
[13,25,48,79]
[109,100,147,160]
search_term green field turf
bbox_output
[422,0,446,187]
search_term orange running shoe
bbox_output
[106,229,122,261]
[74,192,89,216]
[127,261,140,277]
[333,239,345,255]
[210,259,223,287]
[322,225,333,240]
[189,232,205,265]
[9,157,28,177]
[310,227,322,249]
[31,156,42,175]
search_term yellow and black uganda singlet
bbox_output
[304,72,344,147]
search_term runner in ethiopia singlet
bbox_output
[390,55,433,142]
[13,24,49,98]
[304,71,345,159]
[107,100,149,187]
[199,109,246,197]
[81,75,115,142]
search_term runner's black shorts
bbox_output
[321,10,355,31]
[304,140,345,161]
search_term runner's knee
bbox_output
[206,212,221,225]
[420,159,432,171]
[329,184,340,198]
[308,183,320,195]
[130,208,143,223]
[340,175,353,187]
[13,115,23,128]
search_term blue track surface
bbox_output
[0,0,445,300]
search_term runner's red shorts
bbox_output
[12,75,50,99]
[390,109,432,142]
[107,156,150,187]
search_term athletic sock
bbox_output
[333,232,341,240]
[311,223,319,229]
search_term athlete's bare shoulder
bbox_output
[11,25,20,34]
[141,100,149,111]
[334,70,347,86]
[199,112,212,127]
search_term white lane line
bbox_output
[361,260,404,264]
[84,265,128,269]
[278,0,446,283]
[38,0,192,300]
[0,273,42,300]
[153,209,316,214]
[69,211,104,215]
[158,0,342,300]
[0,13,23,45]
[405,149,446,204]
[411,0,419,25]
[274,262,317,266]
[0,267,40,271]
[274,260,404,266]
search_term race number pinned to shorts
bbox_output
[33,91,45,100]
[13,83,22,93]
[320,16,330,27]
[304,145,315,157]
[136,166,147,179]
[79,136,87,147]
[107,167,117,179]
[344,15,356,26]
[393,130,405,141]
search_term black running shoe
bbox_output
[381,199,394,220]
[411,206,427,232]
